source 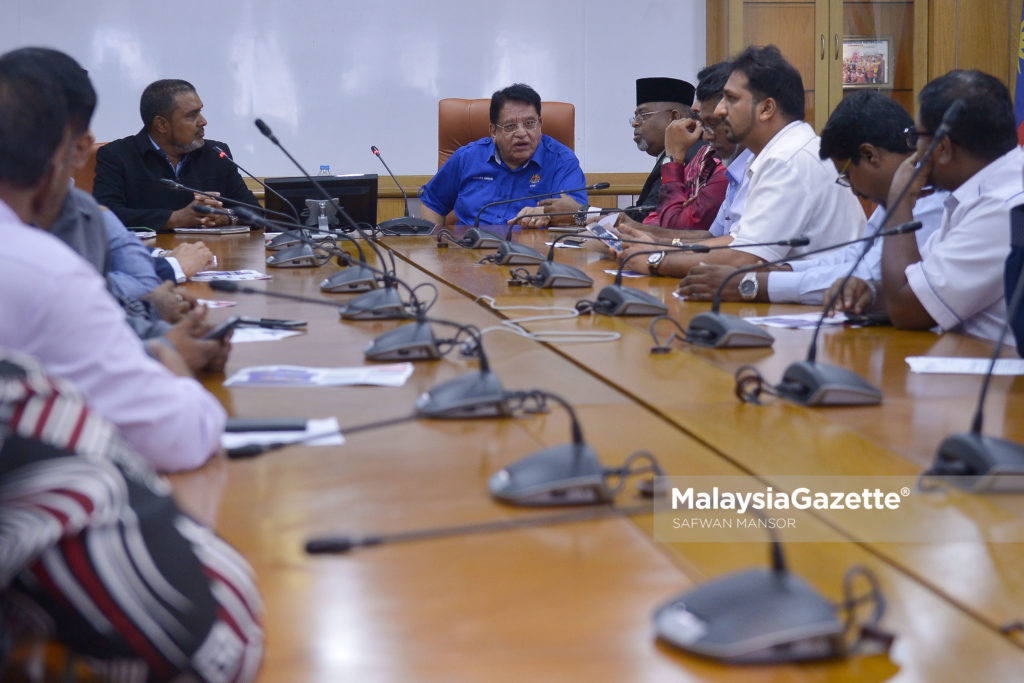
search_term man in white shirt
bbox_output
[617,45,865,278]
[828,70,1024,343]
[678,91,945,305]
[0,52,225,472]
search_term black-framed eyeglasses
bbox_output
[835,158,853,188]
[903,126,932,148]
[494,118,541,134]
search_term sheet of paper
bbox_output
[229,328,303,343]
[174,226,252,235]
[905,356,1024,375]
[602,269,644,278]
[189,270,271,282]
[196,299,238,308]
[544,241,583,249]
[224,363,414,387]
[741,312,847,329]
[220,417,344,450]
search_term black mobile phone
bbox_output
[201,316,241,341]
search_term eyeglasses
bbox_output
[835,158,853,188]
[903,126,932,148]
[629,109,673,125]
[494,118,541,134]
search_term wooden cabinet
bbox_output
[708,0,929,130]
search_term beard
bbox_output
[635,137,649,152]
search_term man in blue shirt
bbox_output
[418,83,586,226]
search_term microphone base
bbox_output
[363,321,442,361]
[459,228,505,249]
[320,264,379,293]
[653,568,844,664]
[686,312,775,348]
[534,261,594,289]
[931,432,1024,492]
[266,230,332,251]
[266,243,328,268]
[337,287,409,320]
[496,241,546,265]
[415,370,510,419]
[488,443,612,506]
[593,284,669,316]
[377,216,436,235]
[776,361,882,407]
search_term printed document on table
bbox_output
[224,363,415,387]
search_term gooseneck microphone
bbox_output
[451,182,611,250]
[925,204,1024,492]
[474,182,610,228]
[577,238,806,317]
[210,144,300,222]
[762,104,967,408]
[158,177,294,223]
[370,145,436,235]
[686,230,917,349]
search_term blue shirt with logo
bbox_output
[419,135,587,226]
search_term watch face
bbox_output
[648,251,665,265]
[739,275,757,298]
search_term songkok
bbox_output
[636,77,695,107]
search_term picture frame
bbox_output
[841,36,893,89]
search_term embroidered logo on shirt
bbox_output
[472,176,494,182]
[530,174,541,184]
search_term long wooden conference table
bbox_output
[165,225,1024,681]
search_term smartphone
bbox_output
[586,223,622,250]
[201,316,241,341]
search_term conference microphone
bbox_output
[479,183,614,264]
[653,509,891,663]
[208,251,413,322]
[577,238,807,317]
[253,117,411,305]
[370,145,436,235]
[924,204,1024,492]
[509,231,708,289]
[305,503,651,553]
[489,390,664,506]
[158,177,293,223]
[761,101,966,407]
[449,182,611,250]
[211,278,513,416]
[210,144,300,222]
[227,413,418,459]
[685,228,916,349]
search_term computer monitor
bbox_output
[264,174,378,230]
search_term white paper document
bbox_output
[190,270,271,282]
[905,356,1024,375]
[224,363,414,387]
[220,417,345,450]
[229,328,303,343]
[742,312,848,329]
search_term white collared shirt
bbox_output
[729,121,866,261]
[905,146,1024,342]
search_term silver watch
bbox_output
[647,250,666,276]
[738,272,758,300]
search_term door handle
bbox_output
[834,34,839,60]
[820,34,825,60]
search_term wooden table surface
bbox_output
[164,228,1024,680]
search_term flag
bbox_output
[1017,5,1024,145]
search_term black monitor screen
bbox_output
[264,174,378,229]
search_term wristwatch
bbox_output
[738,272,759,300]
[647,250,666,276]
[573,205,589,226]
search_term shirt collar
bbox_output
[949,146,1023,208]
[747,120,809,177]
[726,148,754,184]
[490,135,546,171]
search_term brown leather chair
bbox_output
[72,141,106,194]
[435,98,576,223]
[437,98,575,169]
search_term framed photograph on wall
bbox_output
[842,37,893,89]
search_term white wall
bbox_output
[4,0,705,176]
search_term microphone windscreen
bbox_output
[371,145,380,155]
[592,182,611,190]
[209,280,240,293]
[254,118,273,138]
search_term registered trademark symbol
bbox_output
[900,487,910,496]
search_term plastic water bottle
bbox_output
[318,164,331,176]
